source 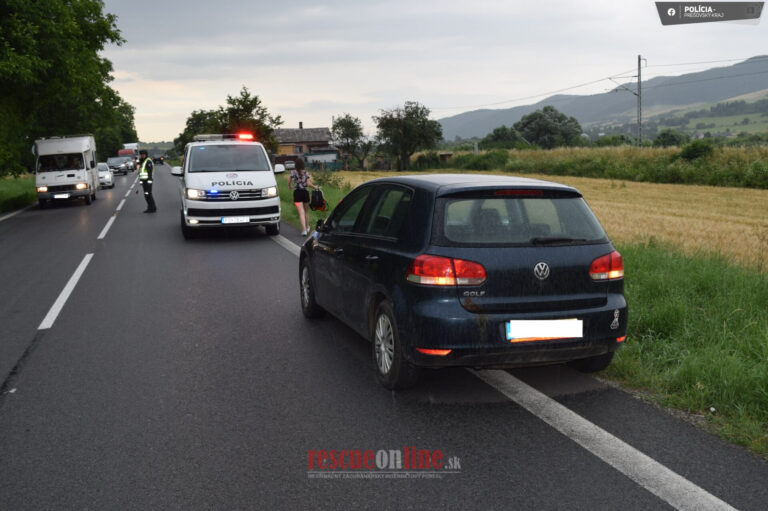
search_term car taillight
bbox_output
[406,255,486,286]
[589,251,624,280]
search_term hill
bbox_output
[438,56,768,140]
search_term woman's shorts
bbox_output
[293,188,310,203]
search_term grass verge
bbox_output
[0,175,36,214]
[280,174,768,458]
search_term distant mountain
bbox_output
[438,56,768,140]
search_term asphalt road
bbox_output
[1,166,766,509]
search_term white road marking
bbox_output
[472,370,736,511]
[0,204,35,223]
[97,216,116,240]
[38,253,94,330]
[273,234,737,511]
[124,189,132,198]
[272,234,301,257]
[116,198,126,211]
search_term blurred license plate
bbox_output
[506,319,582,343]
[54,193,70,199]
[222,216,250,224]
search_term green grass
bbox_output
[608,241,768,457]
[0,175,36,214]
[684,113,768,134]
[276,171,351,230]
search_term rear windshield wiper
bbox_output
[530,237,587,245]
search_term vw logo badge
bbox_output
[534,262,550,280]
[229,190,239,201]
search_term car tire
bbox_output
[372,301,420,390]
[567,351,615,373]
[180,210,196,239]
[299,259,325,319]
[266,223,280,236]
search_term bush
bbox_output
[452,150,509,170]
[680,139,714,161]
[412,151,443,170]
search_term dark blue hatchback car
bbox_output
[299,174,627,389]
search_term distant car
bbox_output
[97,162,114,189]
[299,174,627,389]
[153,156,164,164]
[107,156,129,175]
[284,160,296,171]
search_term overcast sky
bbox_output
[100,0,768,142]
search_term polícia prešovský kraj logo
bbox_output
[656,2,763,24]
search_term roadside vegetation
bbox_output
[279,169,768,458]
[0,175,35,214]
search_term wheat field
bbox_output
[332,170,768,271]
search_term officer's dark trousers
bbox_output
[141,180,157,211]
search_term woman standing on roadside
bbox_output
[289,159,319,236]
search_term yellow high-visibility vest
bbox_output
[139,158,150,180]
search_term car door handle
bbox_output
[365,255,379,262]
[333,248,344,255]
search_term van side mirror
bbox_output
[274,163,285,174]
[171,166,183,176]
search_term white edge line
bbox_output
[271,233,736,510]
[38,253,94,330]
[471,370,736,511]
[97,216,116,240]
[0,204,35,223]
[272,234,301,257]
[116,198,126,211]
[124,189,132,197]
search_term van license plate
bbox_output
[54,193,70,199]
[506,319,583,343]
[222,216,250,224]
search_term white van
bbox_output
[171,134,284,239]
[34,135,99,207]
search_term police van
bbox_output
[171,134,284,239]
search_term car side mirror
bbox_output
[273,163,285,174]
[316,219,326,232]
[171,166,183,176]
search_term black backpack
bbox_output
[310,189,327,211]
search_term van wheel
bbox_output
[266,223,280,236]
[372,301,420,390]
[38,199,47,209]
[567,351,615,373]
[84,192,92,205]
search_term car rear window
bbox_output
[434,193,608,246]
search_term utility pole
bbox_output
[609,55,646,146]
[637,54,642,147]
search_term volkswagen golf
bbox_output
[299,174,627,389]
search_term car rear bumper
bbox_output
[400,294,627,368]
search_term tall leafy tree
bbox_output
[174,87,283,154]
[0,0,126,174]
[513,106,582,149]
[479,125,525,150]
[331,113,373,170]
[374,101,442,171]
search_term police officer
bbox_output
[138,149,157,213]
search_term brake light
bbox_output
[237,133,254,140]
[406,255,486,286]
[589,251,624,280]
[494,189,543,196]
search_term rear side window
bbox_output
[437,195,607,245]
[357,186,413,238]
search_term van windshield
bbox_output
[188,144,270,172]
[37,154,84,172]
[435,194,608,246]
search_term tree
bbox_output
[513,106,582,149]
[173,87,282,155]
[653,129,689,147]
[331,113,374,170]
[374,101,442,171]
[479,125,525,150]
[0,0,126,175]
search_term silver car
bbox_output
[98,162,114,189]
